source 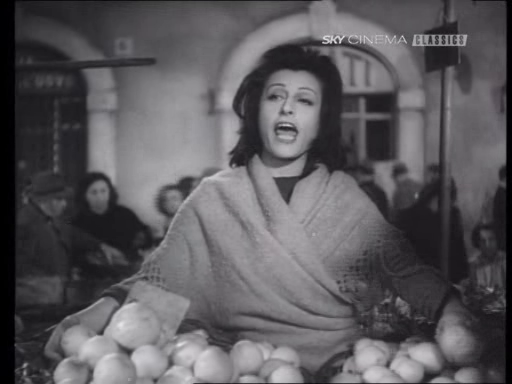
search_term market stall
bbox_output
[15,283,505,384]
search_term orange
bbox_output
[267,364,304,383]
[171,340,208,368]
[269,346,301,367]
[193,345,234,383]
[131,344,168,379]
[436,324,483,366]
[238,374,266,383]
[342,356,357,374]
[191,329,209,338]
[428,377,458,383]
[372,340,393,361]
[78,335,120,368]
[255,341,275,361]
[354,345,389,372]
[60,324,96,357]
[258,358,290,380]
[53,356,90,384]
[453,367,484,383]
[407,342,445,375]
[353,337,374,353]
[174,332,209,349]
[329,372,363,383]
[108,302,162,350]
[389,355,425,383]
[157,366,195,384]
[230,339,265,375]
[361,366,394,383]
[93,353,137,384]
[375,372,406,383]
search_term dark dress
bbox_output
[396,204,469,284]
[72,205,150,277]
[493,186,506,251]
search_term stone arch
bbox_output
[215,8,426,183]
[16,10,119,182]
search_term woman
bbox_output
[153,183,185,244]
[72,172,151,276]
[468,222,506,290]
[45,46,479,372]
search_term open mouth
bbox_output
[274,122,298,142]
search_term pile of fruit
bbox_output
[53,302,308,384]
[325,332,504,383]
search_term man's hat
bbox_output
[24,171,73,200]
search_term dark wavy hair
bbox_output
[154,183,184,216]
[75,172,118,213]
[229,44,344,172]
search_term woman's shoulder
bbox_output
[329,168,363,192]
[195,167,246,191]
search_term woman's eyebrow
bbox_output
[298,87,318,95]
[266,83,318,95]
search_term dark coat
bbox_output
[395,204,469,284]
[16,202,101,278]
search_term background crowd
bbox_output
[15,160,505,324]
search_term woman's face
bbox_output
[258,69,322,169]
[480,229,498,258]
[162,189,184,216]
[85,180,110,215]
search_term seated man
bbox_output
[15,171,124,309]
[469,222,506,290]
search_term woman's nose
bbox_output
[280,98,294,115]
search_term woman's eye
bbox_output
[298,98,314,106]
[267,93,283,101]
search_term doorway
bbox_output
[15,42,87,212]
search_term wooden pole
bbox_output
[15,57,156,71]
[439,0,456,280]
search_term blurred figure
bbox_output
[395,179,469,284]
[425,163,441,185]
[72,172,151,277]
[355,160,389,219]
[493,164,506,252]
[181,167,223,195]
[15,171,117,308]
[469,222,506,290]
[177,176,199,199]
[153,183,185,244]
[391,162,422,219]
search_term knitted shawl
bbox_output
[116,155,451,371]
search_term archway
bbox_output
[16,8,119,183]
[215,3,426,190]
